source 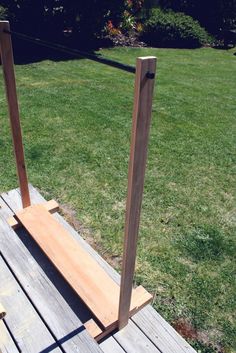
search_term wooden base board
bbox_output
[8,200,59,229]
[84,319,103,340]
[10,203,152,338]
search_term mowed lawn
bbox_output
[0,47,235,352]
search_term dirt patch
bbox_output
[173,318,225,353]
[173,318,198,340]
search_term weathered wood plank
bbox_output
[100,336,126,353]
[133,306,197,353]
[14,203,151,331]
[0,196,103,353]
[2,186,197,353]
[0,255,61,352]
[0,321,19,353]
[0,21,30,208]
[119,56,156,329]
[114,321,159,353]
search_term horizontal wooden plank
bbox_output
[0,255,61,353]
[0,321,19,353]
[100,336,126,353]
[0,195,103,353]
[133,306,197,353]
[15,203,151,331]
[8,199,59,229]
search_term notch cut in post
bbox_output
[118,56,157,330]
[0,21,30,208]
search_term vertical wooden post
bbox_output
[0,21,30,208]
[118,56,156,329]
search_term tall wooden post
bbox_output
[118,56,156,329]
[0,21,30,208]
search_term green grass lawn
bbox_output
[0,47,235,352]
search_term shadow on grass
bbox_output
[11,36,111,65]
[177,225,235,262]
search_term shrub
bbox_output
[0,6,7,20]
[141,8,212,48]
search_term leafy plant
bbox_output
[141,8,212,48]
[0,5,7,19]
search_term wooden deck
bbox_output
[0,185,197,353]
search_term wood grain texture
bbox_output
[2,186,197,353]
[119,56,156,329]
[100,336,126,353]
[114,320,160,353]
[0,21,30,208]
[0,197,103,353]
[0,255,61,352]
[0,321,19,353]
[15,204,151,331]
[133,305,197,353]
[84,319,103,339]
[8,199,59,229]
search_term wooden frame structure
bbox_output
[0,20,156,339]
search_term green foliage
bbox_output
[0,1,125,45]
[158,0,236,35]
[141,8,212,48]
[0,5,7,19]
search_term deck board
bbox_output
[0,185,197,353]
[0,255,62,353]
[0,321,19,353]
[100,336,126,353]
[114,321,160,353]
[133,306,197,353]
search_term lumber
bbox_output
[0,256,61,352]
[0,21,30,208]
[114,321,159,353]
[15,204,152,332]
[84,319,103,339]
[8,199,59,229]
[0,321,19,353]
[118,56,156,329]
